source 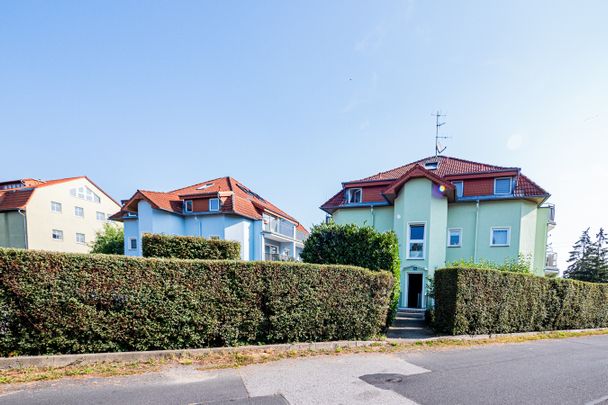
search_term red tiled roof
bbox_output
[0,176,119,212]
[321,155,549,213]
[114,177,308,232]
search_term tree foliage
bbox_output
[300,222,400,325]
[90,223,124,255]
[564,228,608,283]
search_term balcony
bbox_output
[263,215,307,243]
[545,251,559,276]
[264,253,294,261]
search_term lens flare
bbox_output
[439,185,446,193]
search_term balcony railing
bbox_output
[263,216,296,238]
[265,253,281,261]
[545,252,558,269]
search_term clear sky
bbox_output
[1,1,607,269]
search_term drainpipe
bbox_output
[17,209,28,249]
[473,200,480,262]
[370,206,375,227]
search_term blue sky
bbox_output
[1,1,607,268]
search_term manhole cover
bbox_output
[359,373,407,389]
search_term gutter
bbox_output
[17,209,28,249]
[473,200,479,262]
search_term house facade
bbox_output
[111,177,307,260]
[0,177,121,253]
[321,156,556,309]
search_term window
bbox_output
[494,177,512,195]
[52,229,63,241]
[51,201,62,213]
[453,181,463,198]
[96,211,106,221]
[129,238,137,250]
[447,228,462,247]
[424,161,439,170]
[345,188,362,204]
[491,227,511,246]
[70,186,101,203]
[407,223,425,259]
[184,200,193,213]
[76,233,86,244]
[209,198,220,212]
[75,206,84,217]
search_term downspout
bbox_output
[17,209,28,249]
[473,200,480,262]
[370,205,375,227]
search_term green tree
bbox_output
[90,223,124,255]
[564,228,596,281]
[589,228,608,282]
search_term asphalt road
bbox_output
[2,334,608,405]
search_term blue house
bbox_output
[110,177,308,260]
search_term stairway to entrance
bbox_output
[387,309,435,339]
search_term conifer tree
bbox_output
[564,228,594,281]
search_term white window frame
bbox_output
[453,181,464,198]
[447,228,462,248]
[406,222,426,260]
[184,200,193,213]
[209,198,220,212]
[494,177,513,195]
[490,226,511,247]
[345,188,362,204]
[96,211,106,221]
[128,237,137,250]
[51,201,62,213]
[74,206,84,218]
[52,229,64,241]
[76,233,86,244]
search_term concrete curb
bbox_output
[385,327,608,344]
[0,340,386,370]
[2,327,606,370]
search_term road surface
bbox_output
[2,334,608,404]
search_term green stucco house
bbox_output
[321,156,556,309]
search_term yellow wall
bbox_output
[26,178,121,253]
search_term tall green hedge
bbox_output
[433,267,608,335]
[0,248,392,356]
[142,233,241,260]
[300,223,400,325]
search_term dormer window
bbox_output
[209,198,220,212]
[453,181,464,198]
[494,177,513,195]
[184,200,193,213]
[345,188,362,204]
[424,161,439,170]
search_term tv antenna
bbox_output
[433,111,450,156]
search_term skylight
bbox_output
[196,183,214,190]
[424,161,439,170]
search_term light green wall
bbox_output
[445,202,477,263]
[0,211,26,249]
[474,200,522,264]
[533,207,551,276]
[331,206,393,232]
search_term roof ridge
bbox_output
[169,176,229,194]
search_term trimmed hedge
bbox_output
[300,223,401,325]
[0,248,393,356]
[433,267,608,335]
[142,233,241,260]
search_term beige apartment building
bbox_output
[0,177,121,253]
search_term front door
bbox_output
[407,273,423,309]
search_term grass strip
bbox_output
[2,329,607,386]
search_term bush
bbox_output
[433,267,608,335]
[0,248,393,356]
[142,234,241,260]
[90,223,124,255]
[447,255,532,273]
[300,223,400,325]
